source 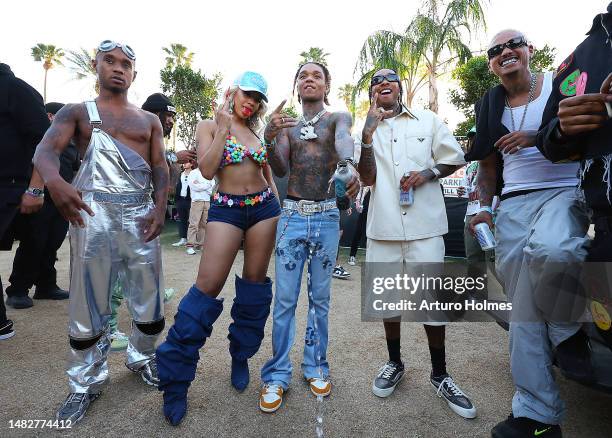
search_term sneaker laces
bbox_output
[263,383,281,396]
[437,376,465,397]
[66,393,87,404]
[379,362,398,379]
[146,358,158,374]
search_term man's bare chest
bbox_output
[75,113,152,161]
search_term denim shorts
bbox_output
[207,188,281,231]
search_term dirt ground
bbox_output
[1,223,611,438]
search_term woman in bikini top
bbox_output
[156,71,282,425]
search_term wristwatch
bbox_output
[25,187,44,198]
[430,167,442,179]
[166,151,178,163]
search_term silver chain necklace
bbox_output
[505,73,537,132]
[299,109,327,140]
[601,13,612,48]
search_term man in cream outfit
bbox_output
[357,68,476,419]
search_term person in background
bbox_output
[185,164,215,255]
[456,127,497,292]
[0,62,50,338]
[348,186,370,265]
[5,102,78,309]
[172,162,192,247]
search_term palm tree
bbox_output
[162,44,194,69]
[355,30,427,108]
[31,43,64,103]
[338,83,358,116]
[299,47,330,66]
[407,0,487,113]
[65,48,99,93]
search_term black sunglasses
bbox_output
[371,73,400,86]
[487,36,527,60]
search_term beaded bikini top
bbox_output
[219,134,268,169]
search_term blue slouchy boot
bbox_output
[156,285,223,425]
[228,275,273,391]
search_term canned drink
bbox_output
[400,187,414,206]
[474,223,497,250]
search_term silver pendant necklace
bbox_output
[299,109,327,140]
[505,73,537,132]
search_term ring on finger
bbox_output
[281,117,285,124]
[517,146,522,151]
[378,108,384,113]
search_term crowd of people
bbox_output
[0,4,610,437]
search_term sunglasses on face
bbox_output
[487,36,527,60]
[98,40,136,61]
[370,73,400,86]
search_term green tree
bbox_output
[529,44,556,73]
[355,30,426,108]
[407,0,488,113]
[449,45,558,135]
[65,48,98,93]
[299,47,330,66]
[160,64,221,149]
[31,43,64,102]
[162,43,194,69]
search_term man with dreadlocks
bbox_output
[258,62,359,413]
[357,68,477,419]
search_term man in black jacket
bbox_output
[0,63,50,337]
[5,102,79,309]
[536,0,612,379]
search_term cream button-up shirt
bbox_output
[356,107,466,241]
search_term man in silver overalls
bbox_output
[33,40,169,424]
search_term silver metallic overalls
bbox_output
[66,101,164,393]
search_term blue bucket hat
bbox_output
[233,71,268,102]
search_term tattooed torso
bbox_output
[286,112,341,200]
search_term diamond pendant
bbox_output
[300,125,318,140]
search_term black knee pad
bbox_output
[70,335,102,350]
[136,318,165,335]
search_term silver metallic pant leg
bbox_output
[66,333,111,394]
[126,320,161,370]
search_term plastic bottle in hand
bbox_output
[333,160,352,211]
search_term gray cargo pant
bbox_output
[495,187,590,425]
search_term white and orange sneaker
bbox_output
[259,384,284,413]
[307,377,331,397]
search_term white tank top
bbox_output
[501,71,579,195]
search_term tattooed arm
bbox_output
[468,152,498,234]
[144,114,170,242]
[33,104,94,227]
[358,93,392,186]
[267,128,291,178]
[334,112,359,198]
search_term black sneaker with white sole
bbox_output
[56,392,100,424]
[129,359,159,387]
[491,413,561,438]
[0,319,15,340]
[332,265,350,279]
[372,360,405,397]
[430,373,477,419]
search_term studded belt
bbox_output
[282,199,337,216]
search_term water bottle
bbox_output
[333,160,352,211]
